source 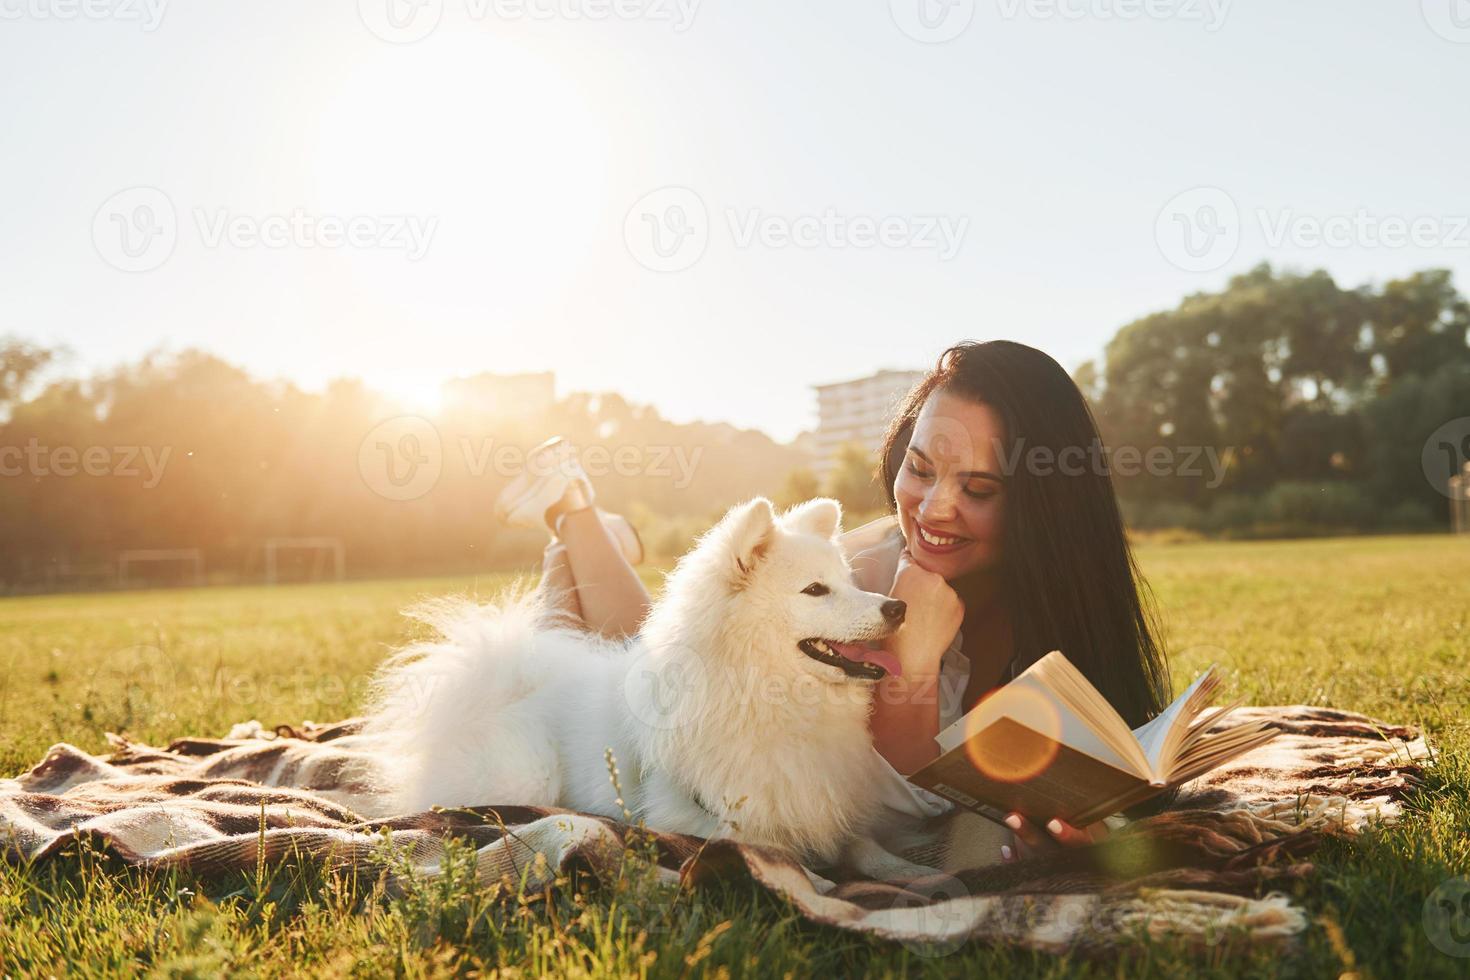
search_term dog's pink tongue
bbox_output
[829,642,902,679]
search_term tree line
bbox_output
[0,348,809,591]
[3,263,1466,591]
[1078,264,1470,534]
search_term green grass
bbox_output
[2,536,1468,977]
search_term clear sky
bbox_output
[3,1,1468,440]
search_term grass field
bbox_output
[2,535,1468,977]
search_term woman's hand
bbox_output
[998,812,1110,863]
[883,548,964,681]
[867,549,964,775]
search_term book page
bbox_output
[1168,721,1277,778]
[1130,667,1216,777]
[934,669,1136,773]
[1028,654,1151,775]
[1164,725,1279,786]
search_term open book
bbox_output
[907,651,1278,827]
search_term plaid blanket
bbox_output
[1,706,1427,954]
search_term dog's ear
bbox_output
[722,497,778,581]
[782,498,842,540]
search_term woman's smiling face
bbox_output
[892,390,1006,580]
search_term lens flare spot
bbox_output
[962,687,1062,784]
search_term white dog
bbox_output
[363,497,929,876]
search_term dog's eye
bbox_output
[801,582,830,597]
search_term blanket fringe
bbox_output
[832,886,1307,953]
[1240,793,1399,836]
[1122,889,1306,945]
[1342,734,1431,768]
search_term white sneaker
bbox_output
[494,437,593,533]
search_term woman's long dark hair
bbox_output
[879,340,1172,728]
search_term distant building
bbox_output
[443,371,555,418]
[812,369,923,474]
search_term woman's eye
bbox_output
[905,461,933,480]
[964,487,998,500]
[801,583,830,597]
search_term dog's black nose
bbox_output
[881,599,906,624]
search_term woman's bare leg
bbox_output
[536,542,584,623]
[553,508,652,638]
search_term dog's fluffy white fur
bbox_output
[362,497,927,873]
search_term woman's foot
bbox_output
[494,437,594,534]
[494,438,645,566]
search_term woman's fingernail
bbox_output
[1046,819,1065,835]
[1004,814,1023,831]
[1000,844,1012,862]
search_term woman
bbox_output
[495,340,1172,861]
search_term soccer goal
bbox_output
[264,537,346,585]
[116,549,205,588]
